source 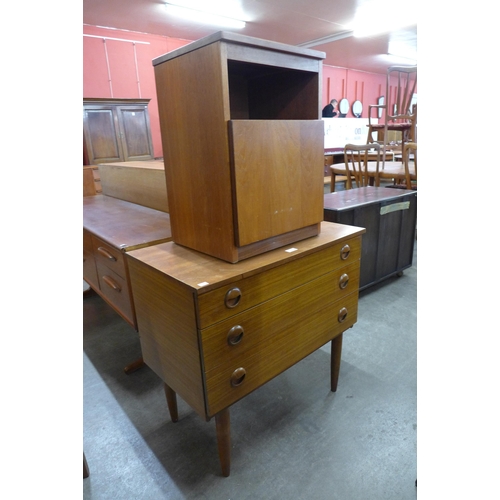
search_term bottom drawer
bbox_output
[96,261,135,326]
[205,291,358,416]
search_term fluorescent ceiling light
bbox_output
[350,0,416,37]
[164,1,246,29]
[388,40,417,63]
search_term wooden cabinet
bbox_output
[83,195,172,329]
[98,161,169,213]
[323,187,417,290]
[83,98,154,165]
[126,221,364,475]
[153,32,326,263]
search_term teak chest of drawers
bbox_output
[126,221,364,476]
[83,195,172,329]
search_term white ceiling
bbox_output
[83,0,417,75]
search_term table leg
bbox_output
[215,408,231,477]
[331,333,343,392]
[164,383,179,423]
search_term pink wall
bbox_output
[322,65,386,119]
[322,65,417,120]
[83,25,413,157]
[83,25,191,158]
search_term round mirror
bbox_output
[339,98,349,116]
[352,100,363,118]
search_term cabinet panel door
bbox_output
[117,106,154,161]
[229,120,324,247]
[83,107,123,163]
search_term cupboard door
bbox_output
[229,120,324,247]
[83,106,123,164]
[117,105,154,161]
[83,99,154,165]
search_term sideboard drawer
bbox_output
[92,235,127,279]
[96,261,134,324]
[204,291,359,415]
[197,236,361,329]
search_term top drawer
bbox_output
[196,236,361,329]
[91,234,127,279]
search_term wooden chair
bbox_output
[372,142,417,189]
[367,65,417,166]
[402,142,417,189]
[330,143,381,191]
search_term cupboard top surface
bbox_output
[324,187,417,212]
[126,221,364,293]
[83,195,172,251]
[153,30,325,66]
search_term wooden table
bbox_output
[324,187,416,289]
[83,194,172,330]
[126,221,364,476]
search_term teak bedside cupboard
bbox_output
[153,31,326,262]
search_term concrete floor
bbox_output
[83,233,417,499]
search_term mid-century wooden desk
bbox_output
[126,221,364,476]
[83,194,172,330]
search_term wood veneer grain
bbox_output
[127,258,207,418]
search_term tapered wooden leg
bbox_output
[123,357,145,374]
[83,452,89,478]
[331,333,343,392]
[164,383,178,423]
[215,408,231,477]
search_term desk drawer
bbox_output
[92,235,127,279]
[96,261,134,325]
[204,291,359,416]
[197,236,361,329]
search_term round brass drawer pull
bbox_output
[230,367,246,387]
[338,307,348,323]
[340,244,351,260]
[227,325,244,346]
[225,287,242,308]
[339,273,349,289]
